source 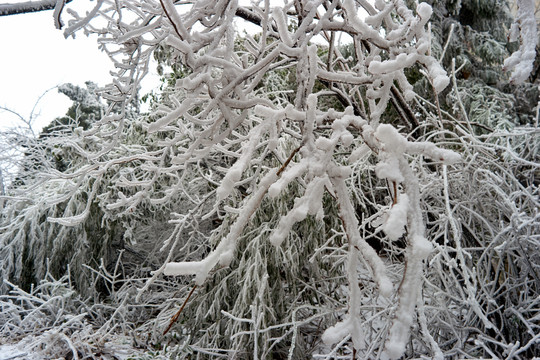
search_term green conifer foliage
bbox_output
[419,0,538,129]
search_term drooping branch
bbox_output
[0,0,71,16]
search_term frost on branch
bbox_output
[504,0,538,83]
[0,0,64,16]
[0,0,483,358]
[67,0,453,356]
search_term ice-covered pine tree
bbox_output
[420,0,539,128]
[1,0,538,359]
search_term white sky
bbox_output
[0,1,160,133]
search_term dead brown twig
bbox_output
[163,284,198,335]
[277,145,302,176]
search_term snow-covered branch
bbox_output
[504,0,538,83]
[0,0,70,17]
[2,0,538,358]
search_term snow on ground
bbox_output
[0,340,147,360]
[0,344,37,360]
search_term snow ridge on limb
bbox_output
[373,123,460,360]
[504,0,538,83]
[0,0,71,17]
[164,169,279,285]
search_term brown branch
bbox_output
[163,284,198,335]
[159,0,183,40]
[235,6,261,27]
[390,85,420,131]
[235,6,278,34]
[392,181,397,206]
[318,79,364,117]
[276,145,302,176]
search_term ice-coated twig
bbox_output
[164,169,279,284]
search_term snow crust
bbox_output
[366,1,449,94]
[382,194,409,241]
[503,0,538,83]
[0,344,36,360]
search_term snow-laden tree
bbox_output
[421,0,539,130]
[1,0,539,359]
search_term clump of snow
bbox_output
[503,0,538,83]
[375,157,403,183]
[315,136,335,151]
[217,166,242,200]
[427,59,450,93]
[375,124,407,153]
[379,277,394,297]
[374,124,406,183]
[416,2,432,20]
[382,194,409,241]
[321,316,365,350]
[321,319,351,345]
[412,234,433,258]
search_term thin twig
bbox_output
[163,284,198,335]
[392,181,397,206]
[277,145,302,176]
[159,0,183,40]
